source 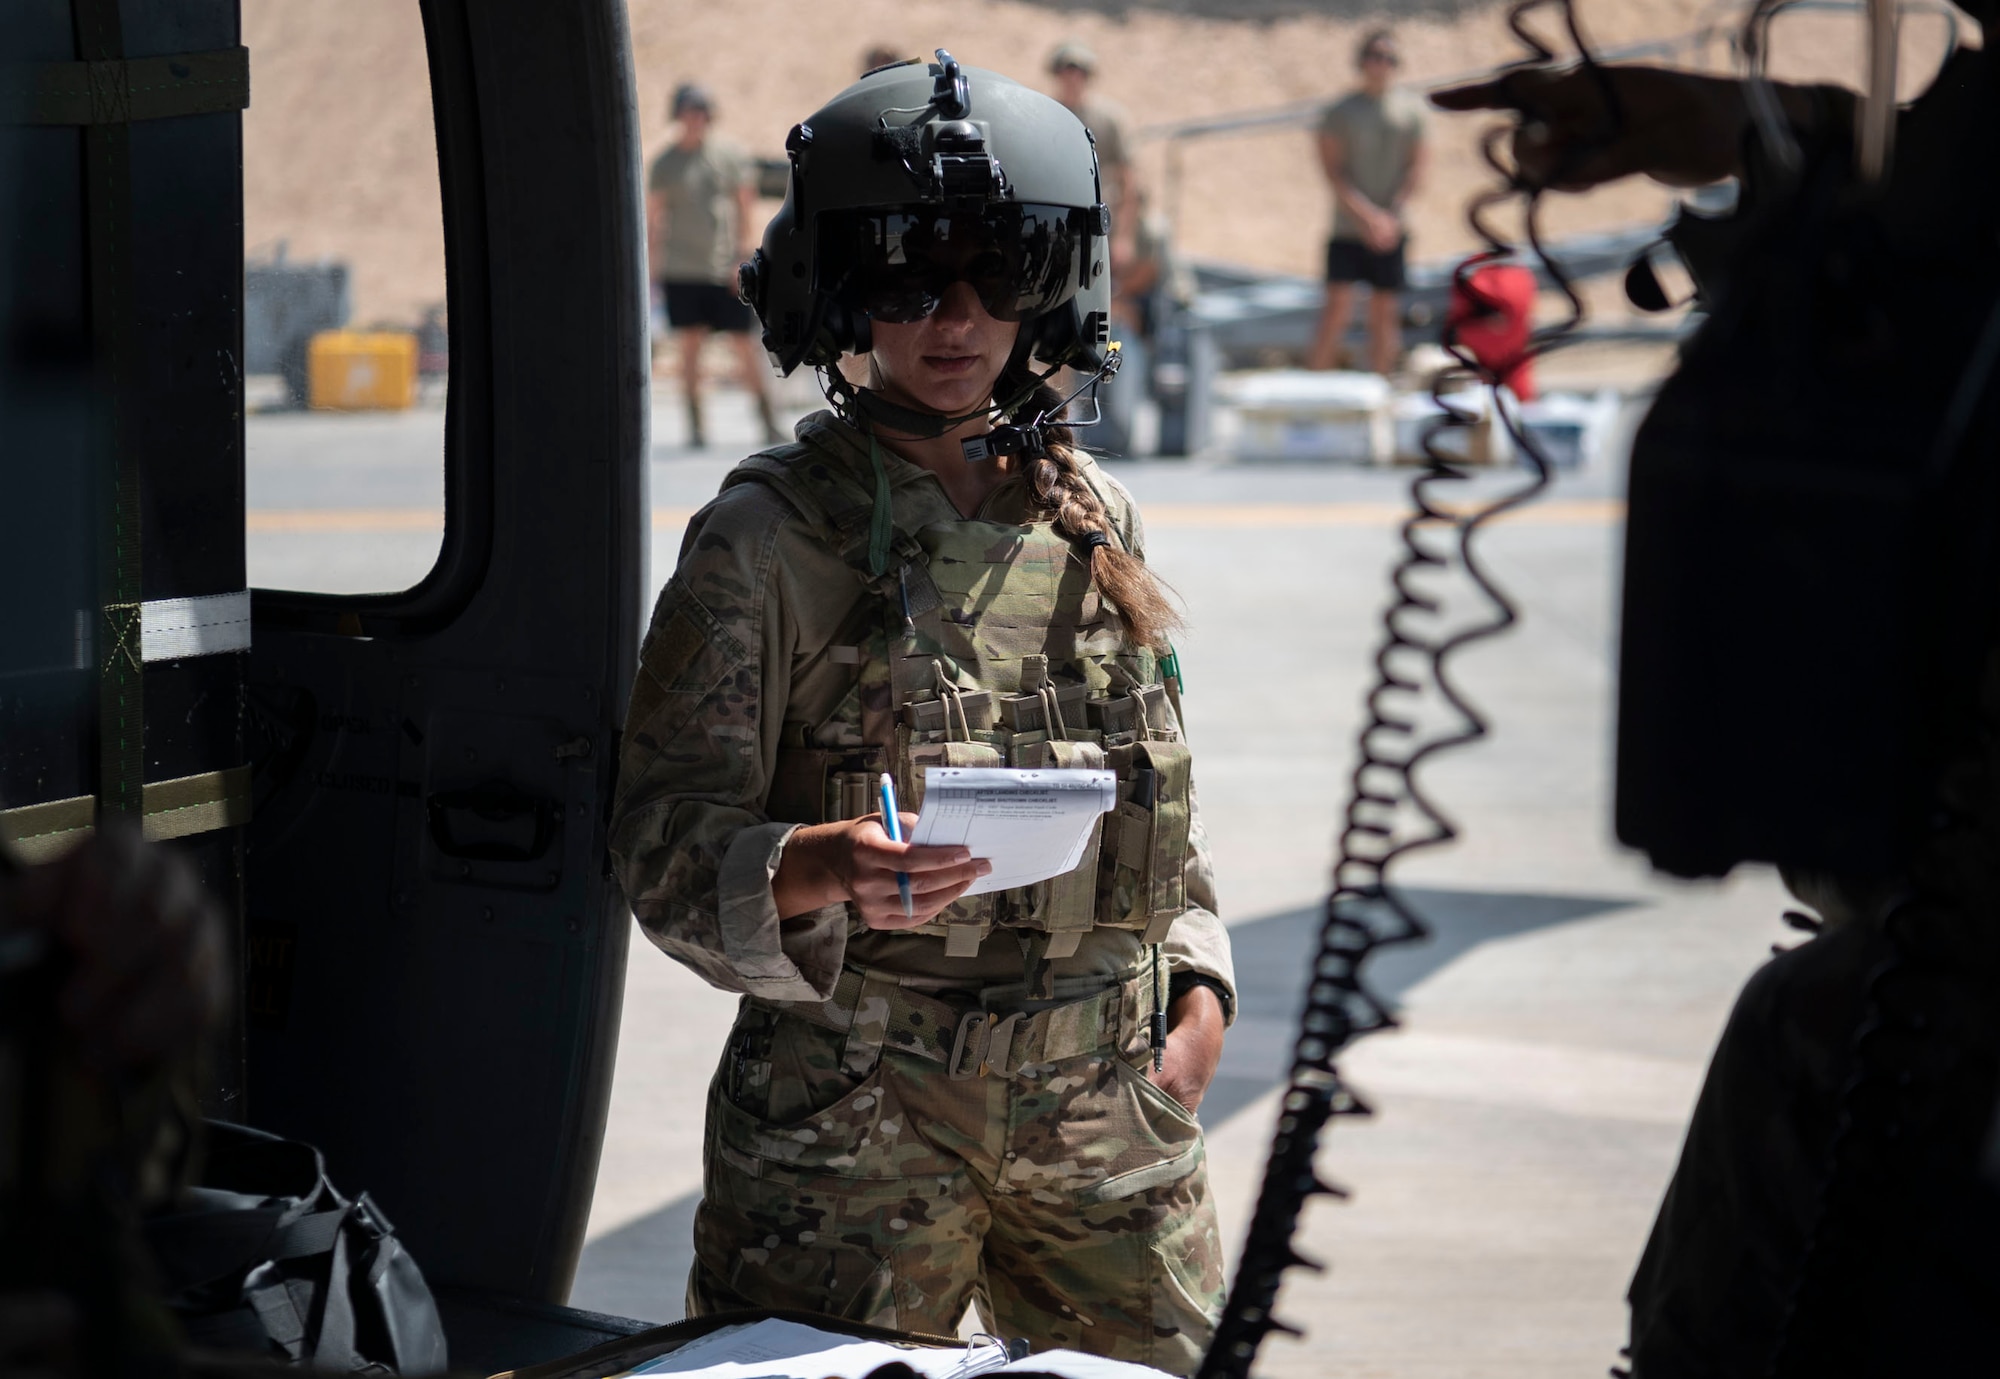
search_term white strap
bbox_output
[141,591,251,661]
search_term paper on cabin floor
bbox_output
[625,1318,996,1379]
[618,1317,1175,1379]
[993,1352,1177,1379]
[909,767,1116,894]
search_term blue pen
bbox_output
[878,772,914,919]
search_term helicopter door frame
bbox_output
[244,0,648,1305]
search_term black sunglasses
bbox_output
[821,204,1089,325]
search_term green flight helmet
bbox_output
[737,50,1114,383]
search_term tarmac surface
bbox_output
[247,378,1788,1378]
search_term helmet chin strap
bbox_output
[819,338,1121,462]
[851,386,991,440]
[821,354,1059,445]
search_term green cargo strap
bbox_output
[73,0,144,823]
[781,966,1151,1080]
[0,795,96,864]
[94,364,144,828]
[144,766,254,843]
[4,46,250,126]
[0,766,253,864]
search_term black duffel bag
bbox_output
[144,1122,449,1374]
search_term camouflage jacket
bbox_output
[610,411,1235,1013]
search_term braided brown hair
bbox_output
[1002,369,1183,651]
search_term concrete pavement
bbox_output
[246,378,1787,1377]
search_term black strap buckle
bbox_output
[960,423,1045,464]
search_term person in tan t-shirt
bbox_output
[1308,29,1428,375]
[1049,41,1142,444]
[859,44,905,76]
[1049,41,1137,282]
[647,83,781,447]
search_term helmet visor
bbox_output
[819,203,1090,325]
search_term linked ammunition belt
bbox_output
[772,966,1154,1081]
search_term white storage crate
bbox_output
[1226,370,1394,464]
[1517,391,1622,471]
[1392,388,1513,466]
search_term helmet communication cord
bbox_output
[959,345,1123,463]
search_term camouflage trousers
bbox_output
[687,972,1226,1376]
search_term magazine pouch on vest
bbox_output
[1100,737,1191,944]
[726,429,1191,959]
[142,1121,449,1374]
[765,734,891,827]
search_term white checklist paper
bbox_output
[910,767,1117,894]
[628,1319,989,1379]
[619,1317,1177,1379]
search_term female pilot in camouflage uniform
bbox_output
[609,53,1234,1374]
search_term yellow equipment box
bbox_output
[307,330,417,411]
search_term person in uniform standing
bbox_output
[1047,41,1136,275]
[1098,187,1186,458]
[647,82,781,448]
[1308,29,1427,375]
[860,45,905,77]
[1048,40,1143,449]
[611,54,1233,1376]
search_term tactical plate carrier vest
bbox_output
[726,437,1192,959]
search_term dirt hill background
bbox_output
[242,0,1964,329]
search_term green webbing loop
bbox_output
[75,0,145,823]
[866,434,894,578]
[1160,645,1184,691]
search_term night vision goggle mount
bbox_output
[872,51,1010,206]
